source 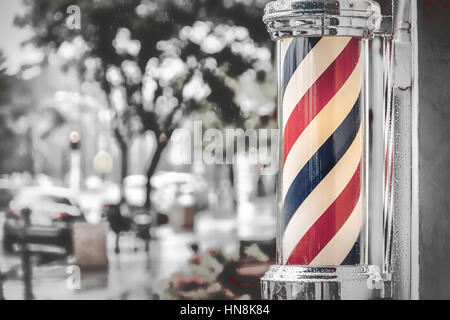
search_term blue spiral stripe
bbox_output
[282,98,361,231]
[281,37,320,99]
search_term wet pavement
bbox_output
[0,195,276,300]
[0,222,194,300]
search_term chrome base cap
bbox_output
[261,265,390,300]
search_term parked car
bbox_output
[123,175,147,207]
[2,186,85,254]
[150,171,208,214]
[99,175,147,209]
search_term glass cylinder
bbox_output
[276,36,368,267]
[260,0,396,300]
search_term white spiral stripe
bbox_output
[282,58,362,200]
[309,196,363,266]
[282,129,362,262]
[282,37,352,130]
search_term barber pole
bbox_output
[280,37,364,265]
[261,0,389,300]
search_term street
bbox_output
[0,209,194,300]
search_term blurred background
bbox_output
[0,0,278,300]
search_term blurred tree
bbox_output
[0,52,9,104]
[0,51,15,173]
[0,51,35,174]
[16,0,272,208]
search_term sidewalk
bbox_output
[2,228,195,300]
[1,196,276,300]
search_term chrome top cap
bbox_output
[263,0,382,40]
